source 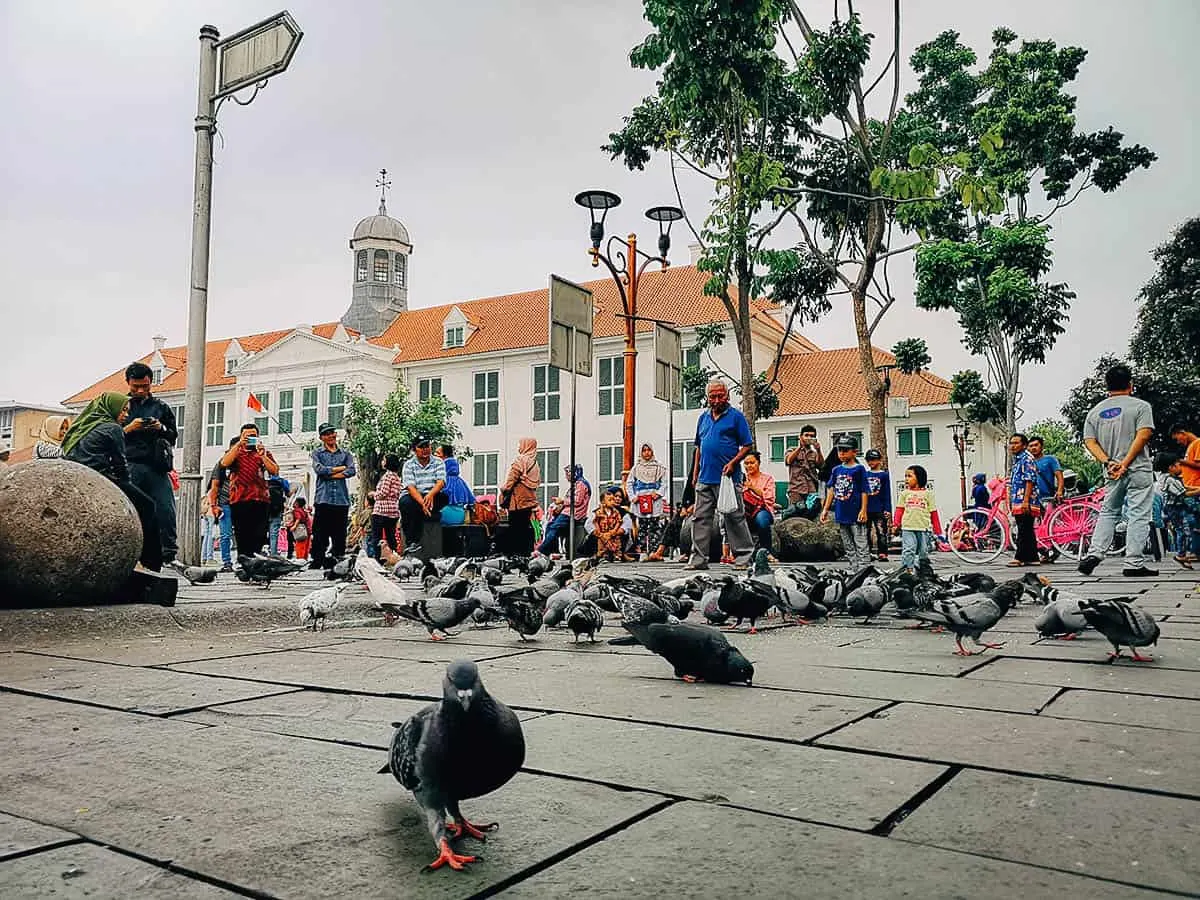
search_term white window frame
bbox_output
[472,452,500,499]
[418,377,442,403]
[445,326,465,349]
[224,358,237,376]
[251,392,269,435]
[355,249,368,283]
[682,347,705,410]
[373,249,389,283]
[597,443,623,489]
[597,356,625,416]
[277,390,294,434]
[473,371,499,427]
[532,364,561,422]
[300,386,318,433]
[536,448,561,510]
[327,383,346,429]
[896,425,933,457]
[205,401,225,447]
[0,408,12,440]
[393,252,406,287]
[171,404,185,448]
[670,439,693,506]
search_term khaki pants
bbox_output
[690,481,754,566]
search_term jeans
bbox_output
[867,511,891,556]
[200,516,215,563]
[749,508,774,553]
[690,481,753,567]
[129,461,177,561]
[838,522,870,569]
[399,493,448,547]
[268,515,283,557]
[311,503,350,565]
[900,530,931,569]
[368,514,399,558]
[1087,468,1154,569]
[538,514,586,555]
[218,502,234,566]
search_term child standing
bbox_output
[288,497,312,561]
[893,465,942,572]
[864,449,892,561]
[1156,452,1200,567]
[820,436,870,568]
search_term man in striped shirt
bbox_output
[399,436,447,548]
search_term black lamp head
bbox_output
[575,190,622,250]
[645,205,684,260]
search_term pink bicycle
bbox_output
[948,482,1104,565]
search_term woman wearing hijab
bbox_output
[439,457,477,526]
[537,464,591,556]
[499,437,541,554]
[35,415,71,459]
[625,442,668,558]
[62,392,162,571]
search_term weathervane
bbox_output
[376,168,392,215]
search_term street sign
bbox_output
[653,323,682,405]
[887,396,911,418]
[214,11,303,100]
[548,274,593,377]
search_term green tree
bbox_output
[1024,417,1102,491]
[907,28,1154,433]
[949,368,1005,427]
[1129,217,1200,378]
[342,382,463,506]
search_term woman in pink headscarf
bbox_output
[500,437,541,554]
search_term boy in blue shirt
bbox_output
[820,436,870,568]
[863,448,893,561]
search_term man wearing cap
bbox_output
[400,436,448,549]
[686,379,755,570]
[309,423,356,569]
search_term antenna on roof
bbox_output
[376,168,391,216]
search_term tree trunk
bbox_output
[1004,361,1020,437]
[852,286,888,464]
[736,267,758,440]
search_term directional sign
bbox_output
[654,323,682,405]
[548,274,593,377]
[214,11,303,100]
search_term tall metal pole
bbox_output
[177,25,220,566]
[667,370,675,515]
[567,325,578,563]
[621,233,638,477]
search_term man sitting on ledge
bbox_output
[399,436,447,549]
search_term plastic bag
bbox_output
[716,476,738,515]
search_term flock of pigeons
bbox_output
[215,543,1168,874]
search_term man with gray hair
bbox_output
[686,380,755,570]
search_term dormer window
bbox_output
[444,326,465,349]
[225,358,238,376]
[152,367,164,385]
[355,250,368,282]
[373,249,389,283]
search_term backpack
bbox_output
[268,479,286,517]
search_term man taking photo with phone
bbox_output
[219,423,279,558]
[123,362,179,564]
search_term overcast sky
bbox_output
[1,1,1195,423]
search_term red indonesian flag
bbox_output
[246,394,264,414]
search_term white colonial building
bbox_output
[67,185,1007,515]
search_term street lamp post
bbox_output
[574,191,682,476]
[948,420,974,511]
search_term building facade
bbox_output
[65,188,1007,517]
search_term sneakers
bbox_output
[1077,555,1101,576]
[1122,566,1159,577]
[219,564,234,573]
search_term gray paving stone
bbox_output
[967,657,1200,699]
[9,633,354,666]
[170,649,451,695]
[522,712,947,829]
[893,769,1200,895]
[0,693,662,899]
[989,637,1200,671]
[180,690,545,748]
[0,811,75,860]
[816,702,1200,797]
[1157,621,1200,640]
[0,843,242,898]
[302,638,536,663]
[1041,689,1200,734]
[0,652,301,714]
[501,801,1171,899]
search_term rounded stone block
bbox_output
[0,460,141,607]
[772,517,844,562]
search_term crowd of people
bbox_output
[9,360,1197,582]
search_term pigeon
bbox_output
[640,621,754,685]
[323,552,360,582]
[528,567,573,607]
[616,592,673,646]
[716,580,771,634]
[951,571,997,595]
[179,565,217,585]
[1033,588,1089,640]
[909,579,1026,655]
[388,660,525,872]
[542,587,580,627]
[582,581,620,613]
[235,554,303,587]
[1078,598,1160,661]
[527,554,554,579]
[564,598,604,642]
[700,583,730,626]
[843,580,891,624]
[358,557,477,640]
[298,583,347,631]
[497,587,543,641]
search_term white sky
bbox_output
[1,0,1196,423]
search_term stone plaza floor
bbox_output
[1,554,1198,898]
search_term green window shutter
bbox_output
[775,482,790,507]
[533,366,546,394]
[769,436,785,462]
[916,427,932,455]
[897,429,914,456]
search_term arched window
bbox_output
[355,250,368,282]
[373,249,389,283]
[394,253,406,288]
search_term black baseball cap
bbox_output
[411,435,432,449]
[835,435,859,451]
[318,423,336,436]
[865,448,882,461]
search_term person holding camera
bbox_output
[219,423,279,558]
[123,362,179,563]
[780,425,824,521]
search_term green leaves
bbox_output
[949,370,1006,426]
[1130,217,1200,378]
[343,381,464,489]
[891,338,932,375]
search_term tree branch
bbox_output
[868,297,895,334]
[1033,171,1094,223]
[669,150,706,251]
[790,209,855,291]
[878,0,902,154]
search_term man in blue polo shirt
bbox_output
[686,380,755,570]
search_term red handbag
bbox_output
[636,494,656,516]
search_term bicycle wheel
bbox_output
[1047,501,1100,560]
[948,511,1008,564]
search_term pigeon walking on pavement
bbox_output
[298,583,348,632]
[235,554,304,588]
[1078,598,1160,661]
[640,621,755,685]
[388,660,525,872]
[1032,586,1089,640]
[908,579,1026,656]
[565,598,605,643]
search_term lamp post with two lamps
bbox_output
[574,190,683,476]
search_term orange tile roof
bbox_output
[770,347,952,416]
[64,323,350,405]
[371,264,818,363]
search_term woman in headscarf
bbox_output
[35,415,71,459]
[625,442,668,559]
[439,457,477,526]
[499,437,541,554]
[536,463,591,556]
[62,392,162,571]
